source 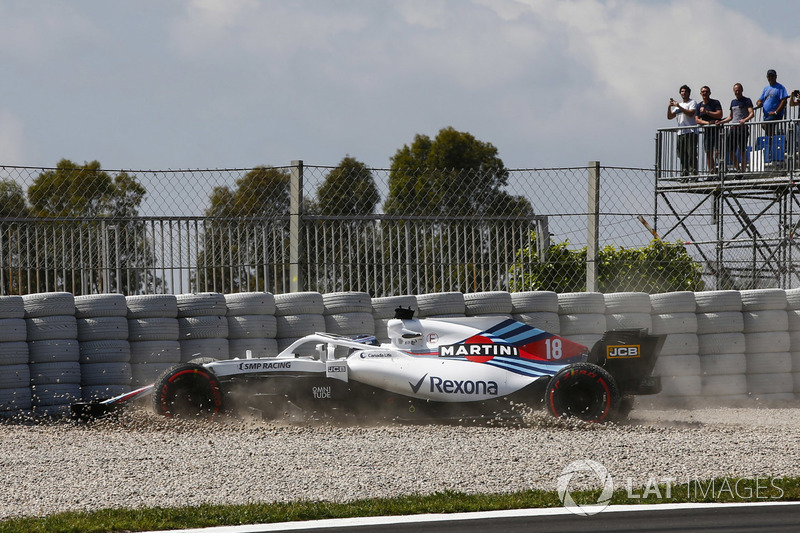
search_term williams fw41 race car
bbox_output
[71,308,665,424]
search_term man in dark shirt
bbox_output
[719,83,754,174]
[695,86,724,175]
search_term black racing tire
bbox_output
[545,362,620,423]
[152,363,224,419]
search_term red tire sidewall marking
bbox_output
[548,368,612,422]
[160,368,223,417]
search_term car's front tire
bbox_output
[152,363,224,419]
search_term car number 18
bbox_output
[545,338,562,359]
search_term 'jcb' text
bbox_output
[606,345,640,358]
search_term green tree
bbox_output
[312,156,379,217]
[510,237,705,293]
[29,160,114,217]
[195,166,291,293]
[306,157,381,292]
[24,159,156,295]
[382,127,535,293]
[0,179,30,294]
[205,165,290,219]
[598,241,705,293]
[384,126,530,217]
[0,179,27,218]
[510,240,588,293]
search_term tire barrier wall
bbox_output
[1,289,799,417]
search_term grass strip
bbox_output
[1,476,799,533]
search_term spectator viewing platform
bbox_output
[655,109,800,289]
[656,116,800,191]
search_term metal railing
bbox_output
[0,161,716,295]
[302,214,546,296]
[0,214,545,296]
[656,119,799,181]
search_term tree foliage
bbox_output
[598,240,705,293]
[378,128,536,294]
[304,157,381,292]
[311,156,379,217]
[206,166,290,219]
[510,238,705,293]
[195,166,292,293]
[0,179,30,294]
[28,159,146,218]
[14,159,157,295]
[0,179,28,218]
[384,127,532,217]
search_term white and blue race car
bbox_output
[72,307,664,423]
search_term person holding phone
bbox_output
[667,85,698,179]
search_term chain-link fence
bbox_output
[1,157,786,296]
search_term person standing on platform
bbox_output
[719,83,754,175]
[695,86,724,175]
[668,85,698,179]
[756,69,788,125]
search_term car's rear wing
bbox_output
[587,329,665,395]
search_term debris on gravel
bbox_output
[1,406,799,519]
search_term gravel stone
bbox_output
[1,405,800,519]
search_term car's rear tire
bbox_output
[546,363,620,423]
[152,363,224,419]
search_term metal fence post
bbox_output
[404,220,412,295]
[290,160,304,293]
[535,215,549,261]
[587,161,600,292]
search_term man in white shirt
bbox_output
[667,85,698,179]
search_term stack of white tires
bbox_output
[741,289,792,402]
[557,292,607,349]
[275,292,325,357]
[371,295,417,343]
[323,292,375,357]
[225,292,278,358]
[0,295,30,416]
[177,293,229,361]
[127,294,181,387]
[649,292,702,402]
[322,292,375,336]
[511,291,560,333]
[23,292,81,416]
[416,292,466,318]
[464,291,512,317]
[787,289,800,396]
[75,294,131,400]
[604,293,652,332]
[695,290,746,402]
